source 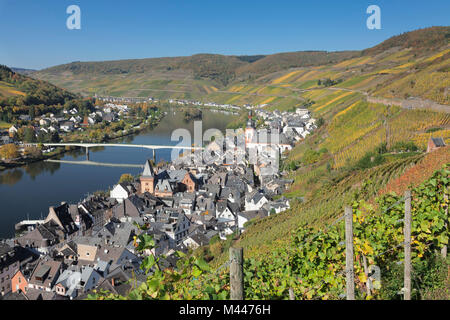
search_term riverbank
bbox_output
[0,113,165,172]
[0,109,238,239]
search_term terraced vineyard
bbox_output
[98,157,449,301]
[217,152,436,264]
[61,26,450,301]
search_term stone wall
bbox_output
[367,96,450,113]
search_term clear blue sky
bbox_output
[0,0,448,70]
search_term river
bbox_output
[0,109,238,239]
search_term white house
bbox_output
[8,125,18,136]
[54,269,82,299]
[60,122,74,132]
[263,199,291,215]
[110,183,132,203]
[245,191,269,211]
[39,119,50,126]
[219,227,234,240]
[182,233,209,250]
[216,201,238,228]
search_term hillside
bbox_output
[0,65,92,125]
[190,27,450,300]
[32,27,449,114]
[11,67,37,76]
[22,26,450,300]
[362,26,450,56]
[0,65,78,107]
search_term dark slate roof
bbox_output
[188,232,209,246]
[228,202,241,214]
[1,291,29,301]
[202,184,221,197]
[53,203,78,235]
[20,221,61,243]
[247,190,267,203]
[0,245,39,269]
[216,200,240,214]
[167,169,187,183]
[0,243,13,256]
[431,137,446,147]
[155,179,174,192]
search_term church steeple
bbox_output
[142,159,154,178]
[246,111,255,129]
[245,111,256,144]
[140,159,155,194]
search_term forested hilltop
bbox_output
[0,65,95,124]
[0,65,78,106]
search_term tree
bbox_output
[23,127,36,143]
[24,146,42,158]
[118,173,134,184]
[316,117,325,128]
[29,106,35,119]
[50,131,60,143]
[0,144,19,160]
[37,131,48,143]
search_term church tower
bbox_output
[140,159,155,194]
[245,111,256,145]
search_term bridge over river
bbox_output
[36,143,204,162]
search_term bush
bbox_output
[379,253,449,300]
[316,117,325,128]
[355,151,385,169]
[209,241,223,258]
[302,147,328,165]
[24,146,42,158]
[118,173,134,184]
[391,141,418,152]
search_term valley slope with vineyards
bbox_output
[26,26,450,300]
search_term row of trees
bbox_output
[0,144,19,160]
[318,78,343,87]
[0,144,43,161]
[11,127,60,143]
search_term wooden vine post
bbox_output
[404,190,412,300]
[345,206,355,300]
[442,191,448,259]
[230,247,244,300]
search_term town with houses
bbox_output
[1,96,258,150]
[0,106,317,300]
[1,103,129,147]
[97,95,252,114]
